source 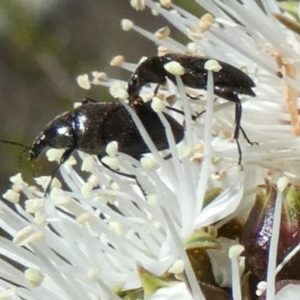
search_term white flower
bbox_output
[1,1,300,299]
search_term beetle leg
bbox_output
[194,98,218,120]
[153,84,160,96]
[234,102,258,146]
[240,126,258,145]
[234,102,243,165]
[100,158,147,198]
[166,106,198,121]
[234,101,241,140]
[81,98,98,105]
[186,93,202,100]
[44,147,74,196]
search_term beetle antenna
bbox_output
[0,139,29,149]
[100,160,147,198]
[0,139,31,170]
[239,126,258,146]
[44,163,61,196]
[43,148,74,196]
[166,106,198,121]
[166,97,218,121]
[17,146,32,170]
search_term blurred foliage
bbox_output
[173,0,206,15]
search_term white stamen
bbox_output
[212,170,227,181]
[147,194,159,206]
[151,96,166,112]
[187,42,197,52]
[30,231,45,243]
[10,173,24,185]
[109,82,128,99]
[157,45,169,56]
[91,71,107,81]
[160,0,172,8]
[228,245,245,259]
[196,70,214,211]
[81,156,95,172]
[87,268,99,282]
[46,148,65,162]
[33,212,49,226]
[229,245,244,300]
[238,256,245,276]
[155,26,171,39]
[81,182,94,198]
[110,55,125,67]
[121,19,134,31]
[77,74,91,90]
[51,178,62,190]
[199,13,214,32]
[190,152,203,164]
[13,226,34,246]
[76,212,92,225]
[106,141,118,157]
[25,198,44,213]
[168,259,184,274]
[96,193,116,205]
[164,61,185,75]
[266,188,283,300]
[24,269,43,287]
[130,0,145,11]
[0,288,16,298]
[204,59,222,72]
[110,182,120,191]
[101,156,119,170]
[73,102,82,108]
[276,243,300,275]
[34,176,50,189]
[88,174,98,187]
[151,8,159,16]
[64,156,77,166]
[178,143,193,159]
[256,281,267,296]
[2,189,20,203]
[108,221,123,235]
[153,221,161,229]
[277,176,289,192]
[161,207,205,299]
[49,187,63,200]
[187,27,203,41]
[54,195,72,207]
[140,157,159,171]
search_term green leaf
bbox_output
[137,266,170,300]
[274,13,300,34]
[278,1,299,20]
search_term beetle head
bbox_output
[127,56,168,98]
[127,73,141,98]
[29,112,75,162]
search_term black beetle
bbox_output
[127,53,256,164]
[1,98,184,195]
[127,53,256,101]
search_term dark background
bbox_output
[0,0,200,193]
